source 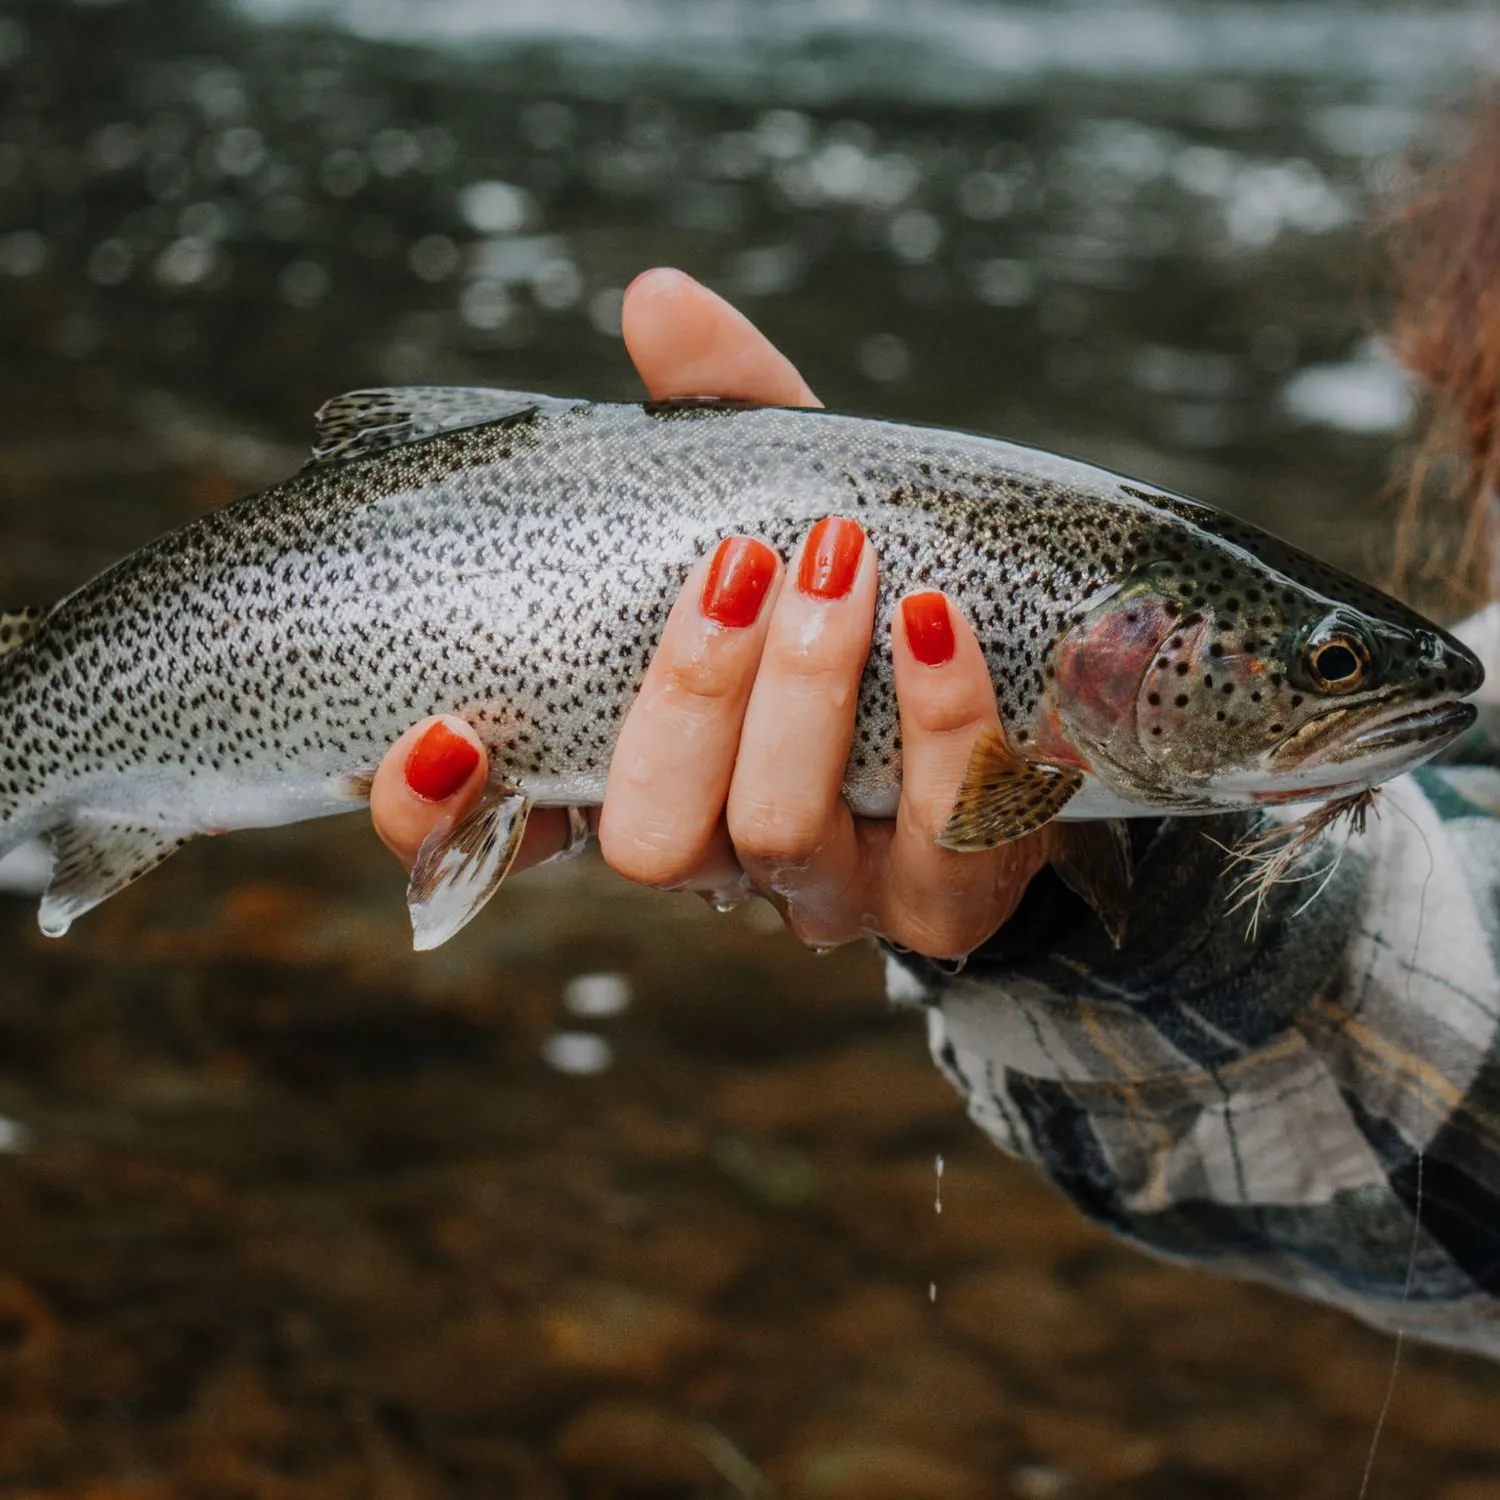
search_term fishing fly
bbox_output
[1222,787,1380,937]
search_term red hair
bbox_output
[1388,96,1500,601]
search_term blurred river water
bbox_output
[4,1,1500,1497]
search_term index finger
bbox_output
[622,268,822,408]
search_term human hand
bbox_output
[370,267,1050,958]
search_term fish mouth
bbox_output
[1268,695,1477,773]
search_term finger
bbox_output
[876,593,1052,958]
[727,517,876,948]
[622,267,822,408]
[371,716,574,875]
[599,536,782,888]
[370,716,488,870]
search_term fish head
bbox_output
[1044,528,1483,811]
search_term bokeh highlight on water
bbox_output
[4,2,1500,1497]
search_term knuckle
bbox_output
[905,688,989,738]
[729,796,827,867]
[887,901,999,961]
[765,636,859,697]
[599,820,712,889]
[658,649,741,710]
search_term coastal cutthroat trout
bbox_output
[0,388,1483,948]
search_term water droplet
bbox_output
[179,200,229,241]
[887,208,942,264]
[87,238,133,286]
[0,17,27,69]
[216,126,265,178]
[858,332,910,384]
[459,279,512,331]
[370,126,420,178]
[89,121,141,172]
[532,258,582,310]
[154,236,216,288]
[458,179,533,235]
[588,286,624,337]
[321,147,368,198]
[563,972,631,1019]
[0,230,47,278]
[755,109,812,162]
[408,233,459,283]
[521,101,575,151]
[540,1031,612,1076]
[280,259,329,309]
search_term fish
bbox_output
[0,387,1483,949]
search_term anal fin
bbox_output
[938,728,1083,850]
[1050,820,1133,948]
[407,785,532,951]
[39,819,187,937]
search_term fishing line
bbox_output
[1355,791,1435,1500]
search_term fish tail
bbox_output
[0,606,43,854]
[0,604,57,893]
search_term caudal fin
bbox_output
[0,604,186,931]
[0,605,47,862]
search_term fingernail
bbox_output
[798,517,865,600]
[903,592,956,667]
[405,721,480,803]
[701,537,777,628]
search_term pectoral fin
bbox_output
[938,728,1083,849]
[1050,820,1133,948]
[38,819,187,937]
[407,785,532,951]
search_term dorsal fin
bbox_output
[307,386,583,466]
[0,606,44,659]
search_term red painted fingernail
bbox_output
[798,517,865,600]
[405,721,480,802]
[903,592,956,666]
[701,537,777,628]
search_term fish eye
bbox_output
[1305,632,1369,693]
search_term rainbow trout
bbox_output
[0,388,1482,948]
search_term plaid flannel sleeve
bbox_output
[889,702,1500,1357]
